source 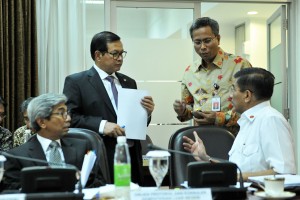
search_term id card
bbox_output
[211,95,221,111]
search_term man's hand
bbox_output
[183,131,209,161]
[141,96,155,116]
[173,100,186,116]
[193,111,216,125]
[103,122,125,137]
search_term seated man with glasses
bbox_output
[2,93,106,190]
[63,31,155,185]
[0,96,13,151]
[13,97,35,147]
[173,17,252,135]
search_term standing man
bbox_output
[173,17,252,135]
[63,31,154,185]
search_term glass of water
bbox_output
[146,151,170,189]
[0,155,6,182]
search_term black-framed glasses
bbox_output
[105,51,127,60]
[193,37,216,46]
[51,111,69,119]
[0,112,6,120]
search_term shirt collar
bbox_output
[196,47,225,72]
[36,134,61,152]
[239,101,271,123]
[93,64,118,80]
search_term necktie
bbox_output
[49,141,63,166]
[106,76,118,107]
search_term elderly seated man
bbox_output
[2,93,106,190]
[183,68,296,180]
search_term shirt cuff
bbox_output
[99,120,107,135]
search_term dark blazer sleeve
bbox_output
[63,72,103,132]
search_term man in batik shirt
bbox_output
[0,96,13,151]
[173,17,252,135]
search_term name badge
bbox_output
[211,95,221,111]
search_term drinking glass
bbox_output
[0,155,6,182]
[146,150,170,188]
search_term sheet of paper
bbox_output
[0,194,26,200]
[81,151,97,188]
[117,88,149,140]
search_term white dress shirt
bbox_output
[93,64,121,134]
[36,134,65,162]
[229,101,296,174]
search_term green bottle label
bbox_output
[114,164,131,186]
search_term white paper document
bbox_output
[81,151,97,188]
[248,174,300,188]
[117,88,149,140]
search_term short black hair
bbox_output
[234,67,275,101]
[90,31,121,60]
[189,17,219,39]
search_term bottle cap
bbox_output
[117,136,127,144]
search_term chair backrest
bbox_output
[168,126,235,187]
[65,128,111,183]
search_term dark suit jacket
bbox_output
[63,67,144,184]
[2,135,106,190]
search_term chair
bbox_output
[168,126,235,187]
[65,128,111,184]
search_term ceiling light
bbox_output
[85,0,104,4]
[247,11,258,15]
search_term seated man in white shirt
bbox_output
[183,67,296,180]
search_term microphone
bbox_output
[148,144,197,157]
[0,151,82,194]
[147,144,244,188]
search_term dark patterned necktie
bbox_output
[106,76,118,108]
[49,141,63,166]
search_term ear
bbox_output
[95,50,103,61]
[217,35,221,45]
[36,118,46,129]
[244,90,253,103]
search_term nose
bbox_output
[66,114,71,122]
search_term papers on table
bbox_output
[81,151,97,188]
[117,88,149,140]
[248,174,300,188]
[180,181,252,189]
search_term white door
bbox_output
[267,5,288,118]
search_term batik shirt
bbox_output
[178,48,252,135]
[0,126,13,151]
[13,125,35,147]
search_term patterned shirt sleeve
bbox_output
[0,126,13,151]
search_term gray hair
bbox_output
[27,93,67,132]
[20,97,34,113]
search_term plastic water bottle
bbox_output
[114,136,131,200]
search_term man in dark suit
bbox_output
[2,93,106,190]
[63,31,155,185]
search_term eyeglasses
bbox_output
[105,51,127,60]
[51,111,69,119]
[193,37,216,46]
[0,112,6,120]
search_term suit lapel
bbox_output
[87,67,116,116]
[28,136,48,166]
[61,138,76,165]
